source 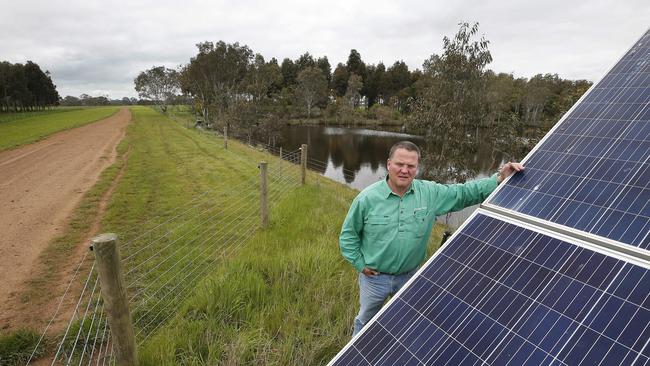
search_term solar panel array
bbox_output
[489,30,650,250]
[330,29,650,366]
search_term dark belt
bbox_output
[379,270,413,276]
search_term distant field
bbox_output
[0,107,83,124]
[0,107,120,151]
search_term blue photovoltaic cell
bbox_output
[488,30,650,250]
[330,214,650,365]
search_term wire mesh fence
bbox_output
[27,135,305,365]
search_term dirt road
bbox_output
[0,108,131,325]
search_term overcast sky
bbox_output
[1,0,648,98]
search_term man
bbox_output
[339,141,524,336]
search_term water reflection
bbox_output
[278,125,424,189]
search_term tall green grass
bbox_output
[0,106,119,151]
[136,185,445,365]
[0,329,43,366]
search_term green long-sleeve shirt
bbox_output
[339,175,498,274]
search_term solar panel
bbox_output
[330,213,650,365]
[487,29,650,250]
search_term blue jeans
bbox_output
[353,269,417,336]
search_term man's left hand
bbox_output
[497,162,525,183]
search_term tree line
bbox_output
[58,94,184,107]
[135,23,592,145]
[0,61,60,112]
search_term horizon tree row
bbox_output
[58,94,182,107]
[0,61,60,112]
[134,22,592,146]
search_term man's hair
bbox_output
[388,141,421,161]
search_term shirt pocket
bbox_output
[413,208,429,238]
[364,215,390,243]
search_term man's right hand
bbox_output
[362,267,380,276]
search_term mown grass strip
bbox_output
[0,107,119,151]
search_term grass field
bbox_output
[0,107,119,151]
[5,106,445,365]
[0,107,85,124]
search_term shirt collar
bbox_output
[381,176,415,198]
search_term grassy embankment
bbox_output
[0,106,119,151]
[1,106,444,365]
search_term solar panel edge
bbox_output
[480,207,650,270]
[327,206,491,366]
[481,203,650,269]
[483,28,650,205]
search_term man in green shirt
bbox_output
[339,141,523,336]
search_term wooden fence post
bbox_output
[301,144,307,185]
[259,162,269,228]
[224,125,228,150]
[92,233,138,366]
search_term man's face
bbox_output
[387,148,419,191]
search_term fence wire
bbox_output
[27,131,305,365]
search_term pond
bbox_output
[272,124,530,228]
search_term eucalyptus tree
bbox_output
[245,54,282,103]
[180,41,253,127]
[240,54,283,140]
[179,56,212,122]
[409,22,493,183]
[411,22,492,132]
[295,67,328,118]
[134,66,180,113]
[344,73,363,108]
